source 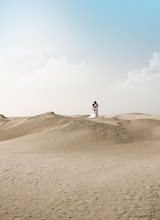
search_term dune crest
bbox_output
[0,114,6,119]
[0,112,160,151]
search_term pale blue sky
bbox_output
[0,0,160,116]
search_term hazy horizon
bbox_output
[1,0,160,117]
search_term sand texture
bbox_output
[0,112,160,220]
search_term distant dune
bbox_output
[0,112,160,151]
[0,112,160,219]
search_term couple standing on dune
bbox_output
[88,101,99,118]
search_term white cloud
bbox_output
[115,52,160,88]
[103,52,160,115]
[1,49,160,116]
[0,49,95,116]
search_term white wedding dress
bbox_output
[95,106,98,117]
[88,106,98,118]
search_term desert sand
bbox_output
[0,112,160,220]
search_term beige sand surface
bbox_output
[0,112,160,220]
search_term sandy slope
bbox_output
[0,112,160,220]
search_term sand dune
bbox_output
[1,112,160,150]
[0,112,160,219]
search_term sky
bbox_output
[0,0,160,116]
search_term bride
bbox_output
[88,101,98,118]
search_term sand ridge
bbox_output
[1,112,160,148]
